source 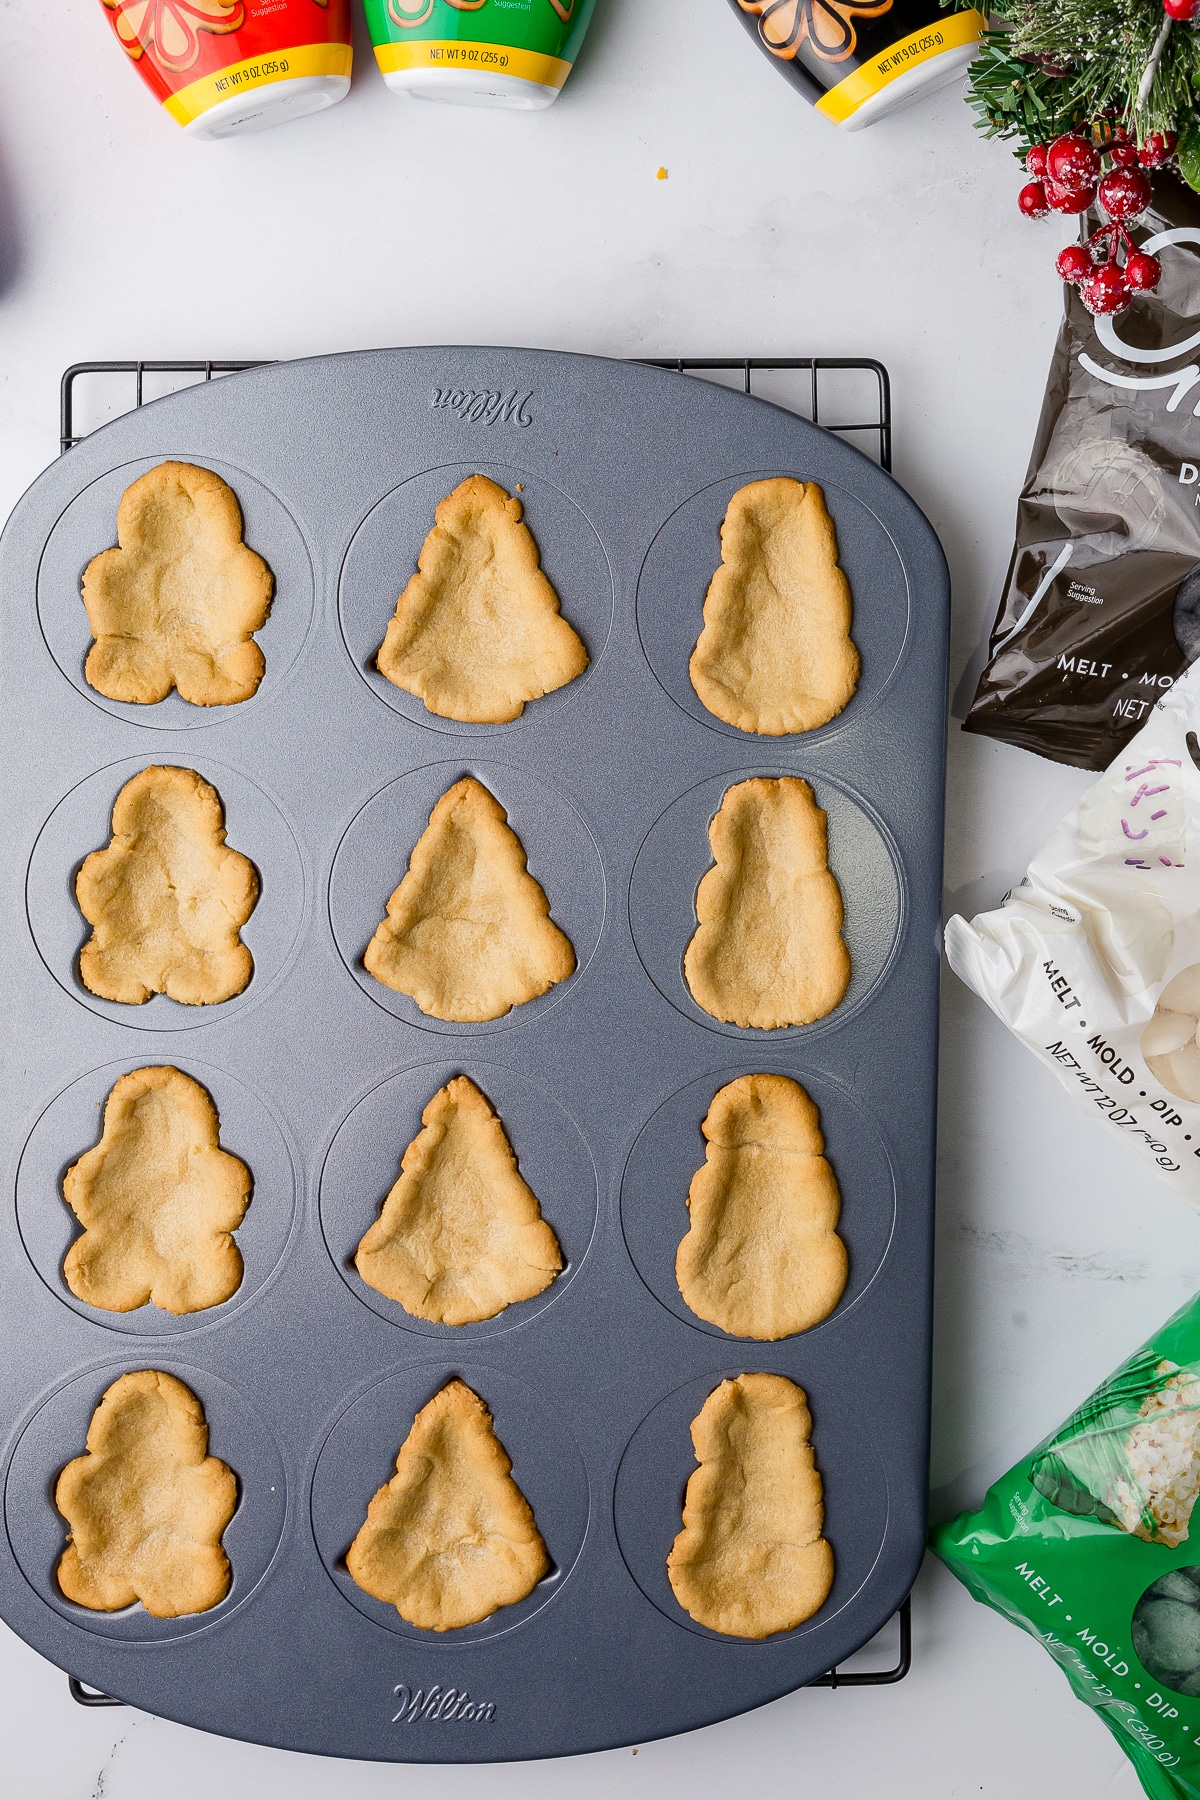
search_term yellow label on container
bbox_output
[815,9,983,124]
[374,38,572,90]
[163,42,352,125]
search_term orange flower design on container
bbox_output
[103,0,244,72]
[388,0,484,22]
[738,0,892,64]
[388,0,569,23]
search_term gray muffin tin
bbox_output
[0,348,948,1761]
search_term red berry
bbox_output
[1098,166,1153,220]
[1056,243,1094,284]
[1124,250,1163,291]
[1018,178,1051,219]
[1082,263,1131,315]
[1110,142,1139,168]
[1139,131,1177,168]
[1164,0,1200,21]
[1026,143,1048,178]
[1047,132,1102,189]
[1046,179,1098,215]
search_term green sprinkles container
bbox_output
[362,0,598,110]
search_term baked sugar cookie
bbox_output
[355,1076,562,1325]
[82,461,273,707]
[667,1372,832,1638]
[376,475,588,723]
[683,776,849,1029]
[346,1379,549,1631]
[364,775,575,1022]
[676,1074,847,1339]
[63,1066,251,1316]
[55,1370,236,1618]
[689,478,859,735]
[76,766,258,1006]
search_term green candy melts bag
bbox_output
[934,1293,1200,1798]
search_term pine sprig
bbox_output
[959,30,1090,149]
[943,1,1200,181]
[1010,0,1199,140]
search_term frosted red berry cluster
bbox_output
[1018,127,1175,317]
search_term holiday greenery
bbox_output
[944,1,1200,185]
[935,3,1200,314]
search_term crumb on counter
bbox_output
[656,167,668,180]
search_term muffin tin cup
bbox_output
[26,754,309,1033]
[636,469,911,746]
[627,767,906,1042]
[620,1064,896,1342]
[310,1359,590,1646]
[37,455,316,733]
[339,460,614,737]
[613,1366,890,1646]
[4,1360,288,1644]
[328,759,605,1038]
[318,1058,598,1340]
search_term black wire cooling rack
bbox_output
[57,352,907,1705]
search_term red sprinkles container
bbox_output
[99,0,352,138]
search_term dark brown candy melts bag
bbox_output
[965,177,1200,771]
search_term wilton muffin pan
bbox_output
[0,348,948,1761]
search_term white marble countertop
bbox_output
[3,0,1197,1791]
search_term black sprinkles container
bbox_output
[728,0,983,130]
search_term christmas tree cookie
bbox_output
[667,1372,833,1639]
[355,1076,562,1325]
[76,766,258,1006]
[82,461,273,707]
[689,478,859,736]
[55,1370,237,1618]
[346,1379,549,1631]
[375,474,588,724]
[676,1074,847,1340]
[63,1066,251,1316]
[363,775,575,1022]
[683,776,849,1029]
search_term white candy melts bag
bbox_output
[946,662,1200,1203]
